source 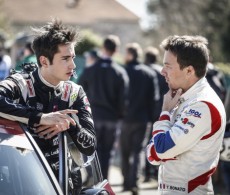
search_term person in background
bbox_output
[0,34,11,81]
[144,46,169,102]
[143,46,169,182]
[15,41,37,71]
[147,35,226,194]
[79,35,129,179]
[206,62,227,103]
[121,43,159,195]
[83,49,99,67]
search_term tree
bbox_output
[146,0,230,62]
[75,29,102,55]
[203,0,230,62]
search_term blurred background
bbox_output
[0,0,230,194]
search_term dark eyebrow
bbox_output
[61,55,71,59]
[164,62,170,65]
[61,55,75,59]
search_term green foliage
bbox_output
[146,0,230,62]
[75,30,102,55]
[203,0,230,62]
[215,62,230,75]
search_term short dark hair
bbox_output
[126,42,143,61]
[160,35,209,78]
[32,19,79,67]
[144,46,159,65]
[103,35,120,54]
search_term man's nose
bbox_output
[70,60,76,69]
[161,66,166,76]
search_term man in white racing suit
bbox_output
[146,35,226,195]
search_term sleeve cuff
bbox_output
[159,111,170,121]
[28,111,43,127]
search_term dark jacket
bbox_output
[0,69,96,171]
[124,60,160,123]
[149,64,169,119]
[79,58,129,121]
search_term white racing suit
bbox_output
[147,78,226,194]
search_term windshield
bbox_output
[0,133,57,195]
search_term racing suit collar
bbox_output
[35,69,63,94]
[180,77,208,103]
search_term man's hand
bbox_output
[35,109,78,139]
[162,89,183,112]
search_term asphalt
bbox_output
[108,166,159,195]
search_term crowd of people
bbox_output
[0,21,229,195]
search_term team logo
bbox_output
[61,83,71,102]
[173,124,189,134]
[26,79,35,97]
[70,93,78,102]
[36,103,43,111]
[185,109,202,118]
[181,117,195,128]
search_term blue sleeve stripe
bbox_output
[154,131,175,153]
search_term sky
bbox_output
[115,0,153,30]
[115,0,148,18]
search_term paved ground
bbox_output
[108,166,159,195]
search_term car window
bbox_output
[0,133,58,195]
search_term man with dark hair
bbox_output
[0,20,96,194]
[147,35,226,194]
[121,43,159,194]
[144,46,168,111]
[79,35,129,179]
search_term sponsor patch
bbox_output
[176,114,181,119]
[160,183,186,192]
[173,124,189,134]
[26,79,35,97]
[53,136,59,146]
[181,118,195,128]
[70,93,78,102]
[83,96,89,105]
[36,103,43,111]
[61,83,71,102]
[185,109,202,118]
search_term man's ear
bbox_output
[186,65,195,77]
[39,56,50,68]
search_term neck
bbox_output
[183,77,200,92]
[39,68,60,87]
